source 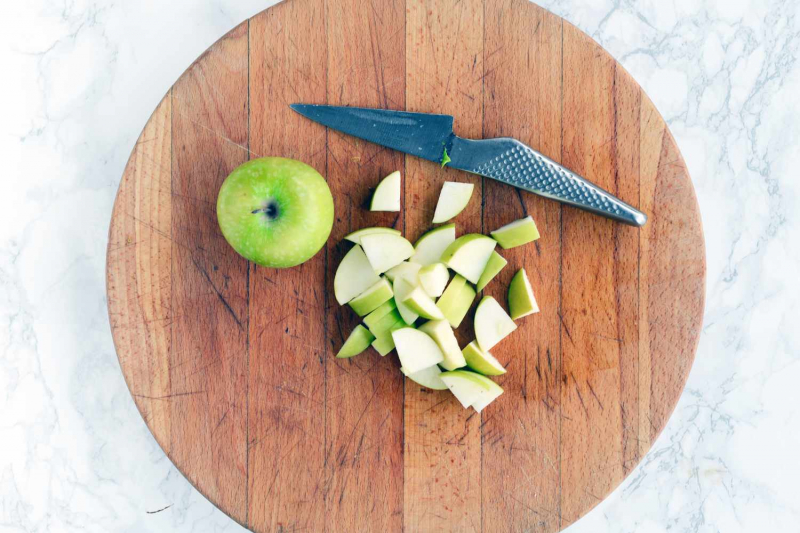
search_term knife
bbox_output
[290,105,647,227]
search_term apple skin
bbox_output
[217,157,334,268]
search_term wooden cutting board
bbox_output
[106,0,705,531]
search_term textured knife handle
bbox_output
[474,141,647,226]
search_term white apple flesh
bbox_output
[432,182,475,223]
[474,296,517,351]
[392,328,445,374]
[439,370,494,409]
[334,245,382,304]
[440,234,497,284]
[418,320,466,370]
[410,224,456,266]
[345,226,401,245]
[402,364,448,391]
[402,286,445,320]
[392,276,420,325]
[384,261,421,283]
[370,171,401,211]
[361,233,414,274]
[418,263,449,298]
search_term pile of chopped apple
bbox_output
[334,172,541,413]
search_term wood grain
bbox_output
[106,1,706,531]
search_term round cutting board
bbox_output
[107,0,705,531]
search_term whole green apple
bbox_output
[217,157,334,268]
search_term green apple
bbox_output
[432,182,474,223]
[345,226,401,245]
[217,157,334,268]
[348,278,394,316]
[392,276,420,325]
[369,309,403,337]
[402,364,448,390]
[439,370,498,409]
[402,286,445,320]
[470,377,504,413]
[334,245,382,304]
[371,317,406,356]
[385,261,421,283]
[436,274,477,328]
[363,299,397,329]
[476,251,507,292]
[441,234,497,284]
[370,171,401,211]
[361,233,414,274]
[410,224,456,266]
[337,325,375,358]
[462,341,506,376]
[474,296,517,351]
[418,320,466,370]
[392,327,444,374]
[418,263,449,298]
[491,216,540,249]
[508,268,540,319]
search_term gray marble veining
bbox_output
[2,0,798,531]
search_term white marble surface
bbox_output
[2,0,798,531]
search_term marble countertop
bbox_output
[2,0,798,531]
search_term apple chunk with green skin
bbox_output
[348,278,393,316]
[491,216,540,249]
[402,364,448,390]
[392,328,444,374]
[392,276,420,325]
[462,341,506,376]
[508,268,540,319]
[432,182,475,223]
[384,261,421,283]
[345,226,401,245]
[410,224,456,266]
[370,171,401,211]
[476,251,507,292]
[361,234,414,274]
[334,245,382,304]
[371,317,406,356]
[418,263,449,298]
[217,157,334,268]
[337,325,375,358]
[440,370,503,410]
[474,296,517,351]
[418,320,466,370]
[436,274,477,328]
[363,300,397,329]
[441,234,497,284]
[402,286,445,320]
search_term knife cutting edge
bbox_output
[290,104,647,227]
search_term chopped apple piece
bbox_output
[418,263,449,298]
[370,171,401,211]
[385,261,421,283]
[441,234,497,284]
[418,320,466,370]
[363,299,397,329]
[402,365,448,391]
[440,370,501,409]
[410,224,456,266]
[337,325,375,359]
[392,328,444,374]
[508,268,540,319]
[462,341,506,376]
[432,182,475,223]
[392,276,420,325]
[371,317,406,356]
[349,278,393,316]
[474,296,517,351]
[368,309,403,336]
[361,234,414,274]
[345,226,401,245]
[470,378,504,413]
[491,216,540,249]
[436,274,476,328]
[402,286,445,320]
[334,245,382,304]
[476,251,507,292]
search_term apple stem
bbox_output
[252,201,280,221]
